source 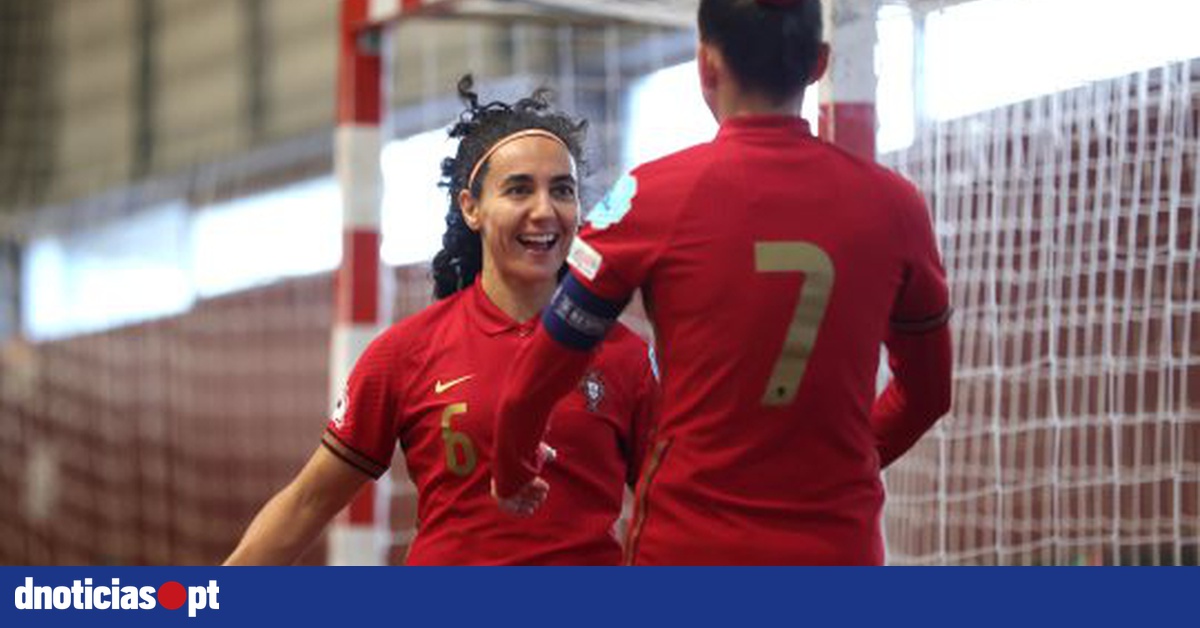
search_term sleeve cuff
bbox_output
[891,307,953,335]
[321,428,388,479]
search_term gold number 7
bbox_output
[755,242,835,406]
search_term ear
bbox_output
[807,42,831,85]
[697,40,720,94]
[458,189,482,232]
[697,40,722,120]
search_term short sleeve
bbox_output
[890,179,952,334]
[320,330,403,479]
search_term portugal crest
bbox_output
[580,371,605,413]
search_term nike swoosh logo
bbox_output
[435,375,475,394]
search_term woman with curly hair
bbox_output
[225,76,657,565]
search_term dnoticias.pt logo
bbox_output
[14,577,219,617]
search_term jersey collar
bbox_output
[716,114,812,141]
[469,279,538,337]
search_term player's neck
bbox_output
[479,265,555,324]
[714,89,803,123]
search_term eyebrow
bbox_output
[499,173,578,186]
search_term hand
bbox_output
[492,442,557,517]
[492,476,549,517]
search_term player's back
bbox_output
[626,116,931,565]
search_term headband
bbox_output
[466,129,569,192]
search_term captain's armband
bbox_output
[543,275,629,351]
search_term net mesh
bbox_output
[881,60,1200,565]
[2,277,332,565]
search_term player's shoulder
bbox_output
[821,141,924,200]
[585,145,716,233]
[372,288,467,356]
[600,142,723,226]
[632,141,721,183]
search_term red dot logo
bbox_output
[157,581,186,610]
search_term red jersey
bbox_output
[322,281,656,565]
[568,116,950,565]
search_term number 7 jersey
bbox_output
[570,115,951,565]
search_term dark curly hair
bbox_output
[431,75,588,299]
[699,0,824,105]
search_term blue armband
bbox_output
[543,274,629,351]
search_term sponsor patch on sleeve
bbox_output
[567,237,603,282]
[330,385,349,429]
[586,173,638,230]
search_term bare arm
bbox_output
[223,445,370,565]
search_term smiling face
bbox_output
[459,135,580,292]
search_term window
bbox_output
[190,178,341,298]
[623,61,719,171]
[22,125,458,340]
[925,0,1200,119]
[381,127,456,266]
[23,202,193,341]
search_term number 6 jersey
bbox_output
[568,115,950,565]
[322,280,657,565]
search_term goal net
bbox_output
[881,60,1200,565]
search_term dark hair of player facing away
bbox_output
[698,0,824,105]
[430,75,588,300]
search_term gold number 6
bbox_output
[441,403,477,476]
